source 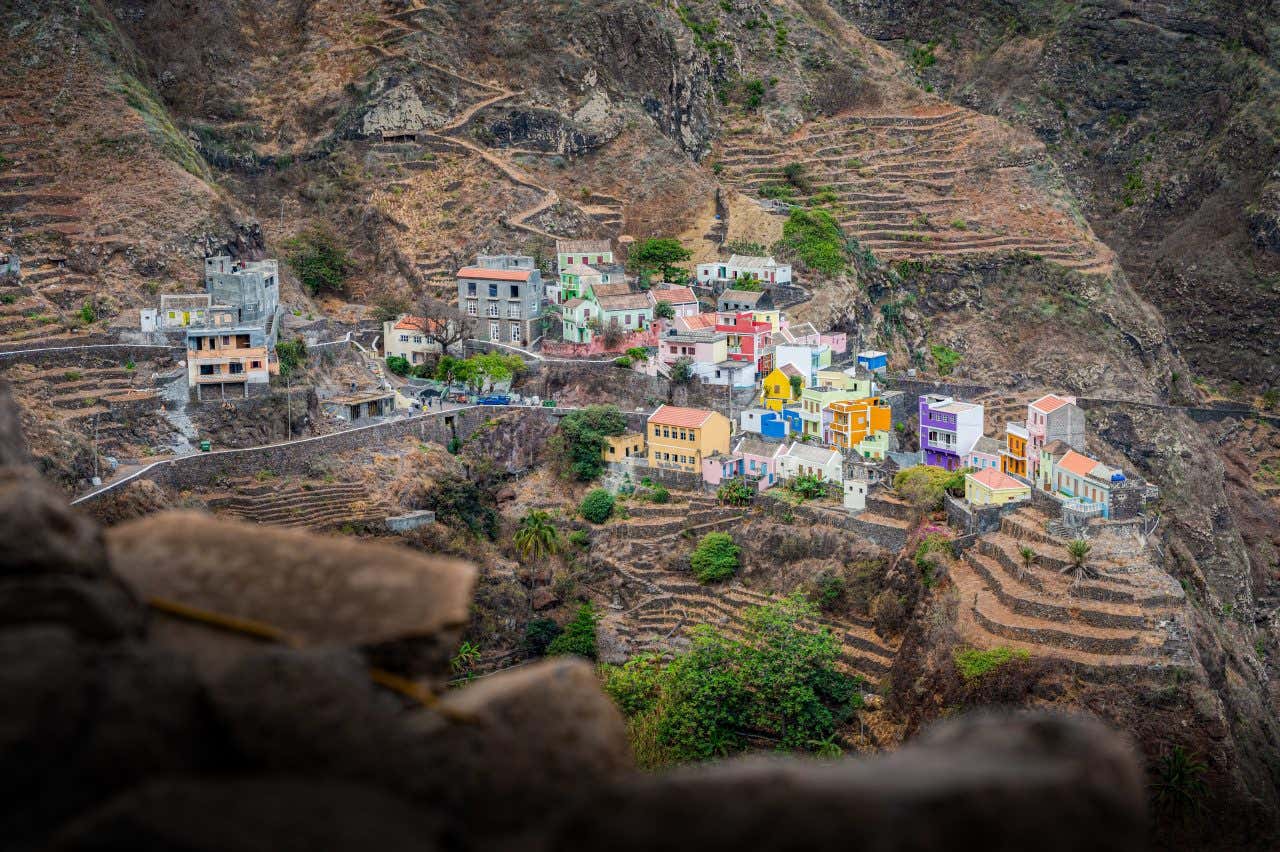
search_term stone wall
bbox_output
[756,494,908,552]
[0,343,183,368]
[945,493,1020,535]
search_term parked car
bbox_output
[477,394,511,406]
[447,392,472,404]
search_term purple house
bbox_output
[918,394,984,471]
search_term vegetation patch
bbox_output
[579,488,616,524]
[953,646,1030,681]
[547,604,599,659]
[548,404,627,481]
[778,207,848,275]
[929,344,961,376]
[283,226,351,296]
[112,73,209,180]
[689,531,740,583]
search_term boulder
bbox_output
[0,468,110,579]
[551,711,1146,852]
[531,586,560,611]
[106,512,476,678]
[48,777,443,852]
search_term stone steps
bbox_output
[965,550,1149,631]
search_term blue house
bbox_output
[857,350,888,373]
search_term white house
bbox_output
[649,284,700,318]
[383,314,445,365]
[696,254,792,285]
[778,443,843,484]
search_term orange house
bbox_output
[1000,421,1028,478]
[828,397,892,456]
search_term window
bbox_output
[595,256,602,264]
[489,321,500,340]
[510,285,520,298]
[399,334,409,342]
[510,324,521,342]
[250,360,261,369]
[508,305,521,318]
[199,364,214,375]
[487,304,498,317]
[468,283,477,297]
[488,283,498,298]
[229,362,243,375]
[466,304,477,317]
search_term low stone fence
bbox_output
[756,494,909,552]
[970,606,1141,656]
[73,405,585,509]
[945,493,1023,535]
[0,343,183,368]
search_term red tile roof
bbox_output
[970,467,1028,491]
[648,404,718,428]
[457,267,533,281]
[678,314,716,331]
[1056,449,1101,478]
[654,286,698,304]
[1030,394,1071,414]
[392,315,442,333]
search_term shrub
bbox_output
[523,618,563,657]
[567,529,591,549]
[275,337,307,376]
[813,571,846,611]
[870,590,906,635]
[893,465,952,512]
[546,604,598,659]
[579,488,616,524]
[788,473,827,500]
[653,300,675,320]
[669,357,695,384]
[613,355,633,368]
[778,207,848,275]
[423,474,499,539]
[64,370,82,382]
[742,77,766,110]
[930,344,961,376]
[782,162,809,191]
[690,532,739,583]
[953,646,1030,681]
[644,482,671,504]
[550,404,627,481]
[385,355,410,376]
[282,225,351,295]
[79,301,97,324]
[716,477,755,507]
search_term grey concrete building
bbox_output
[456,254,544,347]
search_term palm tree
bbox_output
[1017,545,1037,582]
[514,510,560,561]
[1063,538,1095,585]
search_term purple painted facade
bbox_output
[918,394,984,472]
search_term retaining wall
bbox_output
[0,344,183,368]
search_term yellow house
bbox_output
[760,364,802,411]
[647,405,731,473]
[966,467,1031,506]
[1000,422,1029,478]
[828,397,892,453]
[602,433,645,461]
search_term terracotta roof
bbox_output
[1056,449,1102,478]
[591,282,632,298]
[596,292,652,311]
[649,405,719,428]
[561,298,586,309]
[653,285,698,304]
[392,315,442,333]
[457,267,532,281]
[1030,394,1072,414]
[556,239,612,255]
[1040,439,1071,457]
[970,467,1028,491]
[778,364,802,377]
[676,314,717,331]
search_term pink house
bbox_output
[820,332,847,355]
[701,435,784,491]
[650,285,701,318]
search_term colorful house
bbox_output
[556,238,613,271]
[647,405,731,474]
[775,343,831,387]
[1037,439,1072,492]
[760,364,803,411]
[650,285,701,318]
[702,436,784,491]
[739,407,797,440]
[456,257,544,346]
[800,382,876,439]
[919,394,984,471]
[965,435,1002,472]
[1049,450,1125,518]
[698,254,792,286]
[965,467,1032,506]
[1025,394,1086,479]
[1000,422,1029,479]
[778,443,843,484]
[827,397,892,458]
[857,350,888,373]
[602,433,645,462]
[715,311,773,377]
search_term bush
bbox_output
[930,344,961,376]
[629,237,691,281]
[422,475,498,539]
[813,571,846,612]
[79,301,97,324]
[778,207,848,276]
[549,405,627,481]
[275,337,307,377]
[546,604,598,659]
[385,355,410,376]
[653,300,675,320]
[788,473,828,500]
[579,488,616,524]
[669,357,694,384]
[643,482,671,504]
[283,225,351,295]
[953,646,1030,681]
[870,590,906,635]
[568,529,591,549]
[716,478,755,507]
[523,618,563,657]
[613,355,633,368]
[690,532,739,583]
[893,465,952,512]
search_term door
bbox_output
[489,321,500,340]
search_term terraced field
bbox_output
[205,476,392,531]
[593,493,900,685]
[948,505,1190,670]
[715,107,1114,275]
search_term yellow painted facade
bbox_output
[760,367,797,412]
[1001,432,1028,477]
[647,411,731,472]
[602,433,645,461]
[965,474,1031,506]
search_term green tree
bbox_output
[653,300,676,320]
[422,475,498,539]
[788,374,804,399]
[893,465,953,512]
[551,404,628,481]
[930,344,962,376]
[275,337,307,377]
[282,225,351,295]
[579,488,616,523]
[513,510,560,560]
[523,618,563,657]
[625,346,650,362]
[716,478,755,507]
[385,354,410,376]
[546,604,599,659]
[630,237,692,281]
[690,532,740,583]
[1150,745,1207,818]
[1018,545,1037,582]
[670,356,695,384]
[602,595,861,765]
